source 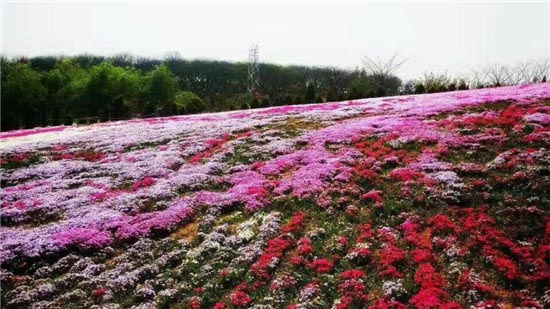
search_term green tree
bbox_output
[447,82,457,91]
[42,59,88,125]
[457,79,469,90]
[423,72,449,93]
[145,64,179,116]
[304,83,317,103]
[108,66,143,118]
[414,83,426,94]
[83,62,145,121]
[174,91,206,114]
[372,74,401,96]
[1,62,46,129]
[83,62,113,121]
[348,75,370,100]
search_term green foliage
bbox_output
[423,72,450,93]
[348,72,401,100]
[29,56,60,71]
[42,59,88,124]
[348,76,371,100]
[447,82,456,91]
[174,91,206,114]
[457,79,469,90]
[304,83,317,103]
[144,64,179,116]
[81,62,144,121]
[369,73,402,96]
[414,83,426,94]
[1,62,46,129]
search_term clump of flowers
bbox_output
[336,269,369,308]
[309,258,334,274]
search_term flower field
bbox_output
[1,83,550,308]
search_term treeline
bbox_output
[2,57,206,130]
[1,54,548,131]
[1,54,406,130]
[403,59,549,95]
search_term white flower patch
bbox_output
[382,279,405,297]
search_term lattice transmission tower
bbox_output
[247,44,260,96]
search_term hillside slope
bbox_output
[1,83,550,308]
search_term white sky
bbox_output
[2,1,549,79]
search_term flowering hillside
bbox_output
[1,83,550,308]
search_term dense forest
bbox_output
[1,54,547,131]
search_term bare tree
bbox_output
[422,71,450,93]
[162,51,183,61]
[530,58,549,82]
[469,58,549,88]
[469,68,488,89]
[511,61,535,85]
[484,64,512,87]
[361,52,407,95]
[362,53,408,77]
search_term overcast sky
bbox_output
[2,1,549,79]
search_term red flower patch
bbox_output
[337,269,369,308]
[428,214,457,233]
[231,290,252,307]
[310,258,334,274]
[390,168,423,182]
[213,303,227,309]
[297,237,313,256]
[131,177,156,191]
[282,211,307,233]
[93,288,107,297]
[493,256,519,280]
[361,190,383,203]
